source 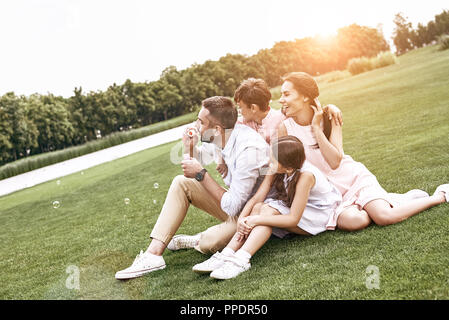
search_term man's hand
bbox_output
[181,158,204,178]
[182,126,199,151]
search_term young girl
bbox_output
[192,135,344,280]
[278,72,449,231]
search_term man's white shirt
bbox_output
[197,124,270,217]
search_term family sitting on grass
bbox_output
[115,73,449,280]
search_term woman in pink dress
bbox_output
[277,72,448,231]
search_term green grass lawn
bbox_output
[1,45,448,299]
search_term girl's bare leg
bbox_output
[337,205,372,232]
[239,203,313,256]
[225,203,263,252]
[225,233,247,253]
[239,204,280,256]
[364,193,445,226]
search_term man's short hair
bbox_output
[202,96,238,129]
[233,78,272,112]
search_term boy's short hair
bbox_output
[202,96,238,129]
[233,78,272,112]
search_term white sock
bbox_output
[191,233,201,246]
[221,247,235,257]
[144,251,164,261]
[235,249,252,263]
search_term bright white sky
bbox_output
[0,0,447,97]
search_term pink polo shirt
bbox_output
[237,107,286,145]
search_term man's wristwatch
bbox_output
[195,168,207,182]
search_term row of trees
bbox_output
[1,23,390,166]
[393,10,449,54]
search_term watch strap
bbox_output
[195,168,207,181]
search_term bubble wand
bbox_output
[186,128,196,159]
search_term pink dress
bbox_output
[283,118,395,228]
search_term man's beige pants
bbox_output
[150,175,238,254]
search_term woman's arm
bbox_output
[311,104,344,170]
[276,122,288,139]
[246,172,315,229]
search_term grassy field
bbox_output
[1,45,448,299]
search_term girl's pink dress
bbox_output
[284,118,396,229]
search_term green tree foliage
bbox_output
[393,13,414,54]
[435,10,449,35]
[122,80,157,126]
[337,24,390,63]
[394,10,449,53]
[26,94,75,153]
[411,23,428,48]
[0,93,39,163]
[0,102,13,163]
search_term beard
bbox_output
[200,128,216,143]
[200,135,215,143]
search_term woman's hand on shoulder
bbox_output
[323,103,343,127]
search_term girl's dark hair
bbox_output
[271,136,306,207]
[281,72,332,148]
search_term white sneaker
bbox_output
[388,189,429,206]
[434,184,449,202]
[210,256,251,280]
[192,252,227,274]
[115,250,166,280]
[167,234,200,251]
[404,189,429,199]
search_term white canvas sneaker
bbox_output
[210,256,251,280]
[115,250,166,280]
[192,252,227,274]
[404,189,430,199]
[388,189,429,206]
[167,234,200,251]
[434,184,449,202]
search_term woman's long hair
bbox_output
[281,72,332,148]
[271,136,306,207]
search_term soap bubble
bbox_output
[124,198,130,205]
[52,201,61,209]
[153,183,159,189]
